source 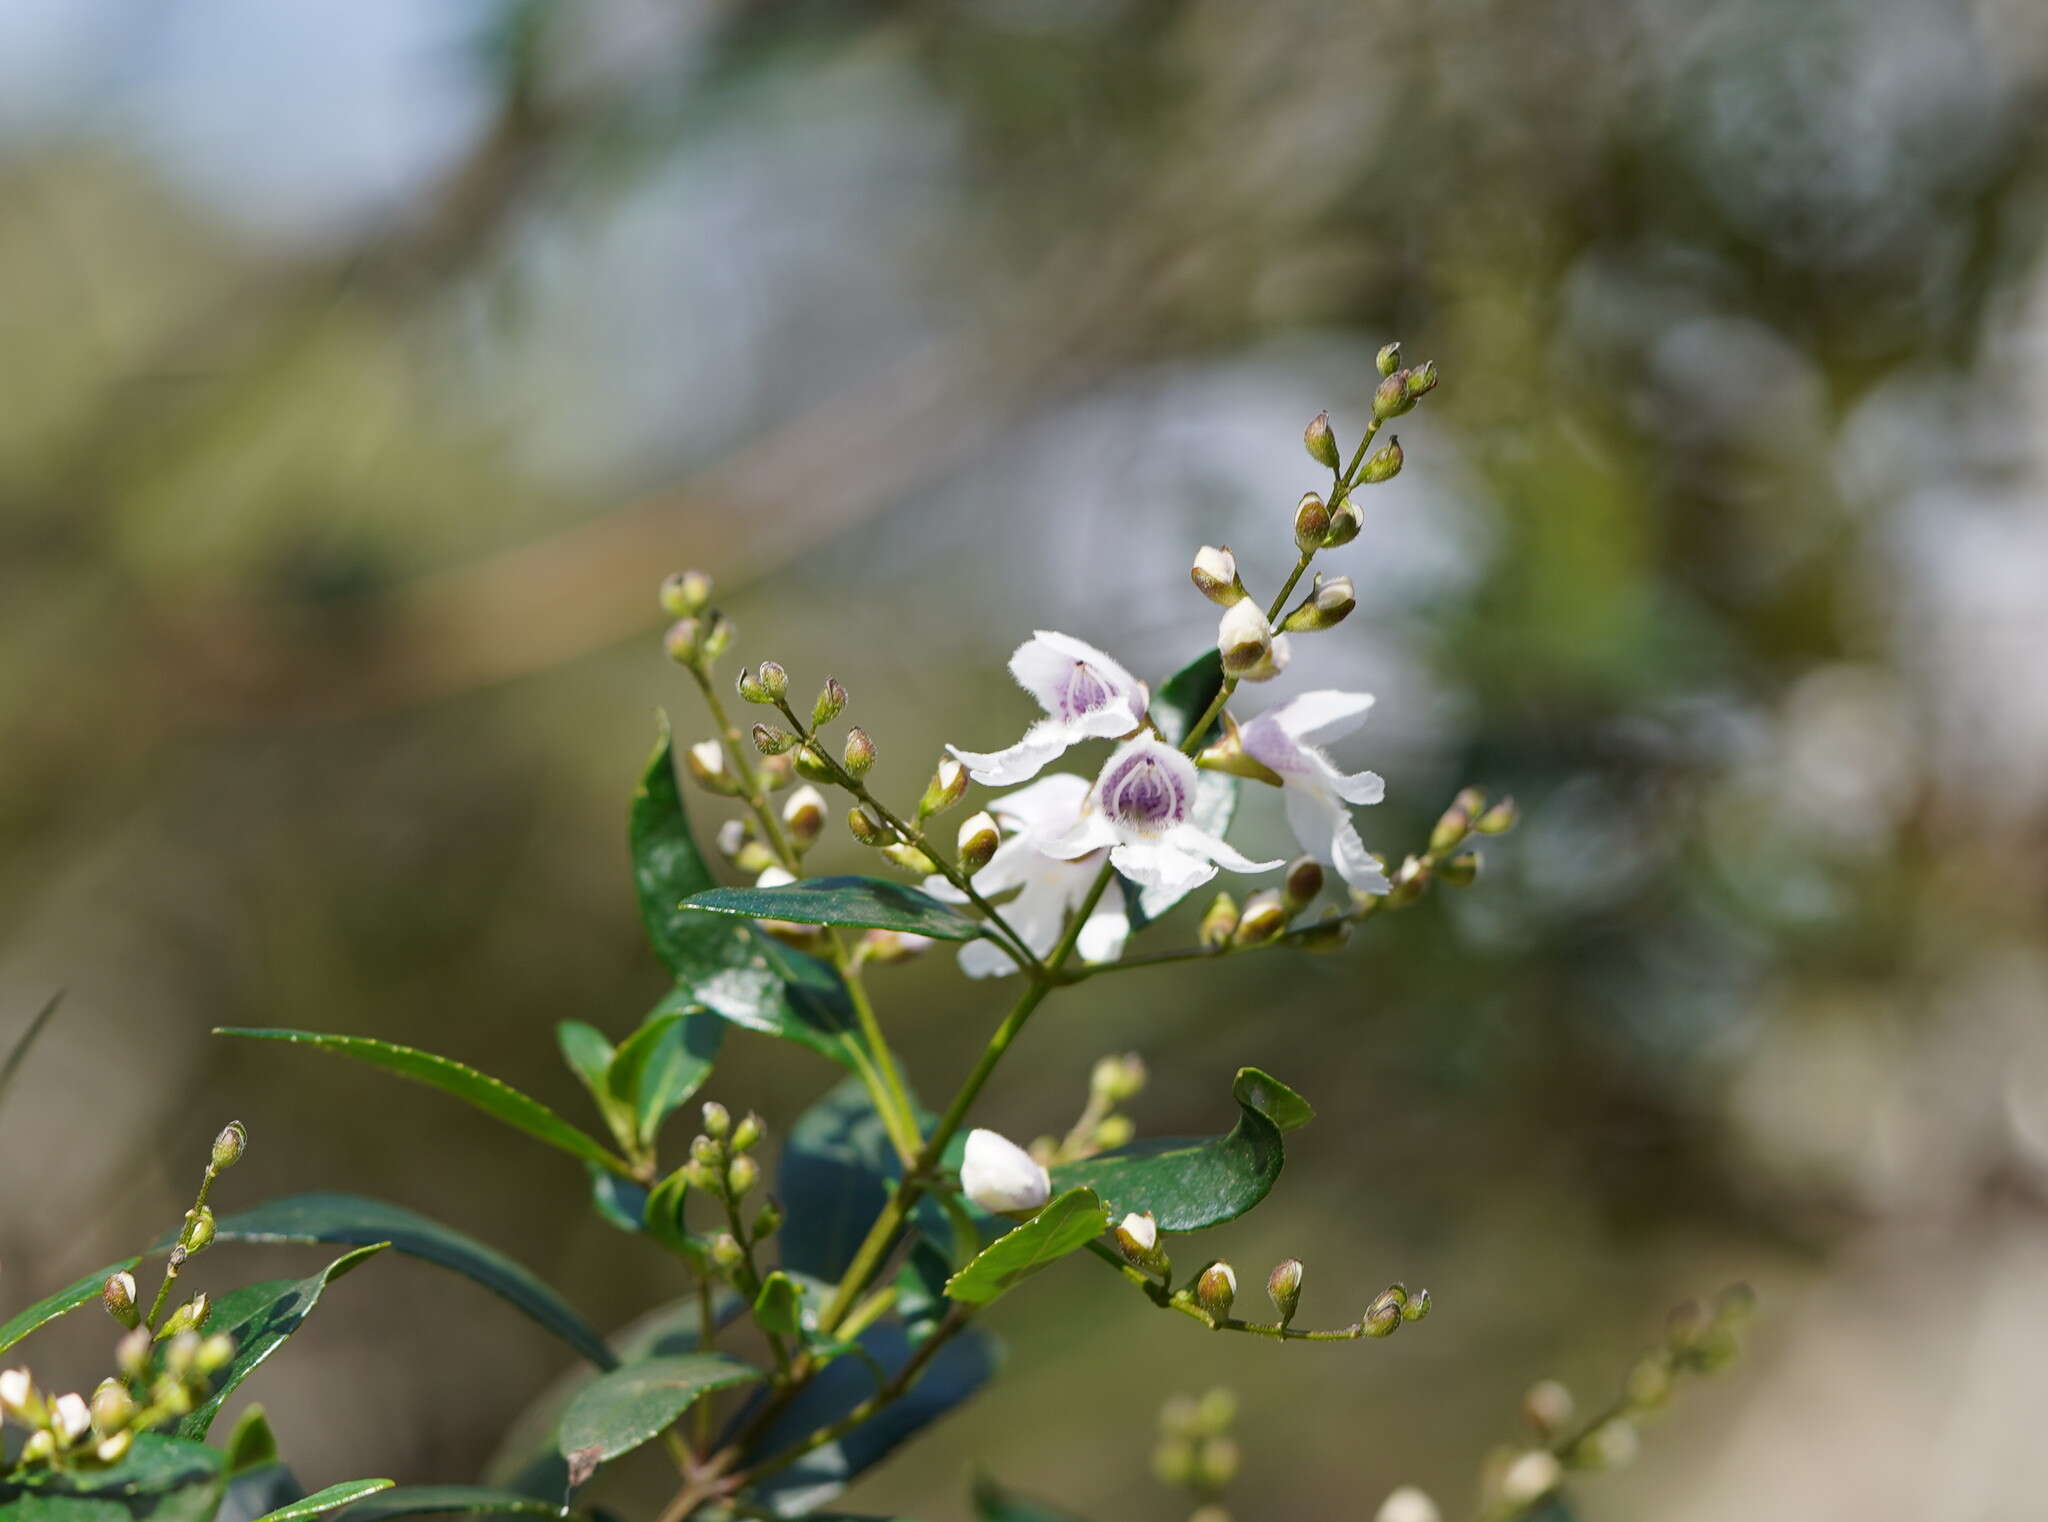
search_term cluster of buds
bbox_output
[1032,1052,1147,1166]
[1365,786,1518,920]
[1359,1281,1431,1338]
[1153,1387,1241,1520]
[1198,855,1345,954]
[683,1102,779,1279]
[658,571,735,670]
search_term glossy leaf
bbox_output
[606,1006,723,1149]
[741,1322,1001,1517]
[777,1079,943,1281]
[0,1435,225,1522]
[251,1480,397,1522]
[216,1029,627,1178]
[944,1189,1110,1305]
[207,1193,615,1369]
[1046,1068,1311,1231]
[0,989,63,1115]
[682,877,983,941]
[972,1475,1095,1522]
[558,1354,764,1485]
[587,1168,649,1235]
[219,1464,302,1522]
[224,1406,283,1475]
[633,728,862,1068]
[176,1244,387,1438]
[0,1256,138,1355]
[330,1487,568,1521]
[556,1021,627,1144]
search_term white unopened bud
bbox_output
[686,740,739,795]
[1322,498,1365,547]
[918,757,969,819]
[782,786,828,848]
[1497,1450,1563,1506]
[51,1392,91,1445]
[1375,1486,1440,1522]
[1195,1261,1237,1319]
[95,1430,133,1464]
[1115,1211,1165,1271]
[957,811,1000,873]
[1523,1378,1574,1437]
[1190,546,1246,606]
[960,1128,1051,1215]
[1293,492,1331,551]
[102,1271,140,1330]
[1281,573,1356,633]
[0,1368,37,1418]
[1217,601,1291,682]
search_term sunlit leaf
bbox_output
[943,1189,1109,1305]
[606,1006,723,1149]
[249,1480,396,1522]
[682,878,983,941]
[753,1271,804,1336]
[0,1435,225,1522]
[330,1486,568,1521]
[557,1354,764,1486]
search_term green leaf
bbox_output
[0,989,63,1116]
[215,1029,628,1179]
[682,877,983,941]
[972,1475,1095,1522]
[250,1481,396,1522]
[944,1189,1110,1305]
[556,1021,628,1145]
[330,1487,567,1521]
[175,1244,387,1439]
[207,1193,615,1369]
[777,1079,944,1282]
[1045,1068,1311,1231]
[557,1353,764,1485]
[741,1323,1001,1517]
[606,1006,723,1149]
[0,1256,139,1355]
[224,1405,283,1475]
[0,1435,225,1522]
[633,726,863,1068]
[751,1271,803,1336]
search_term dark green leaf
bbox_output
[682,877,983,941]
[218,1465,301,1522]
[943,1189,1109,1305]
[587,1168,649,1235]
[0,1435,225,1522]
[740,1323,1001,1517]
[1151,650,1226,746]
[606,1007,723,1149]
[332,1487,567,1521]
[206,1193,615,1370]
[224,1406,282,1476]
[215,1029,627,1178]
[175,1244,386,1438]
[777,1080,941,1282]
[972,1475,1095,1522]
[557,1354,764,1485]
[1046,1068,1311,1231]
[752,1271,803,1336]
[0,989,63,1116]
[0,1257,139,1355]
[250,1481,396,1522]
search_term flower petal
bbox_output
[949,718,1075,787]
[1272,689,1376,746]
[1076,896,1131,964]
[1169,824,1284,875]
[1009,631,1144,727]
[1332,814,1390,894]
[1042,811,1119,861]
[1110,836,1216,897]
[986,771,1093,833]
[958,936,1029,978]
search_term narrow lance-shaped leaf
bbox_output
[0,989,63,1116]
[204,1193,616,1370]
[175,1244,388,1439]
[1047,1068,1312,1232]
[0,1256,139,1355]
[606,1005,723,1150]
[682,877,984,941]
[330,1486,569,1521]
[944,1189,1111,1306]
[558,1353,765,1486]
[248,1480,396,1522]
[215,1028,630,1179]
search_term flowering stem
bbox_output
[1081,1242,1384,1340]
[144,1157,226,1333]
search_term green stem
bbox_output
[145,1163,223,1332]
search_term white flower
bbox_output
[926,773,1131,978]
[1239,691,1389,893]
[51,1392,91,1444]
[961,1128,1051,1214]
[948,631,1148,787]
[1217,600,1291,682]
[1045,738,1281,916]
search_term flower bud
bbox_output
[1194,1262,1237,1320]
[700,612,736,661]
[701,1101,731,1139]
[847,806,887,846]
[1360,436,1404,484]
[1293,491,1331,552]
[1231,889,1289,946]
[1581,1416,1640,1470]
[20,1428,56,1465]
[89,1380,135,1437]
[842,727,877,778]
[1496,1450,1562,1506]
[1195,1436,1240,1490]
[0,1368,38,1420]
[116,1330,150,1381]
[757,662,790,701]
[1716,1282,1758,1325]
[1116,1211,1166,1272]
[752,1198,783,1238]
[1198,893,1239,950]
[691,1133,725,1167]
[1152,1438,1195,1487]
[1375,341,1402,378]
[1090,1052,1147,1105]
[663,619,702,665]
[736,668,769,703]
[1523,1378,1573,1437]
[1093,1114,1134,1150]
[1217,601,1289,682]
[1363,1285,1406,1337]
[1266,1258,1304,1325]
[183,1206,216,1255]
[159,1293,210,1339]
[1431,788,1482,853]
[1190,546,1246,607]
[732,1111,764,1151]
[659,570,712,618]
[1322,498,1365,547]
[1303,410,1340,470]
[861,928,934,964]
[726,1154,760,1196]
[960,1128,1051,1215]
[1281,573,1355,633]
[1475,796,1519,835]
[1281,857,1325,912]
[686,740,740,795]
[1438,853,1480,886]
[1196,1386,1237,1433]
[957,811,1000,874]
[1625,1352,1672,1408]
[811,677,848,728]
[94,1429,133,1464]
[1375,1487,1439,1522]
[1372,371,1417,421]
[211,1120,248,1172]
[881,842,937,875]
[1402,1286,1431,1321]
[711,1233,745,1272]
[918,757,968,819]
[102,1272,140,1330]
[1404,360,1439,401]
[751,723,797,756]
[782,786,827,848]
[793,744,835,785]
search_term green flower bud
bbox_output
[1190,546,1246,606]
[690,1133,725,1167]
[1266,1258,1304,1325]
[1375,341,1402,377]
[736,668,769,704]
[1092,1114,1133,1150]
[663,618,702,665]
[659,570,712,618]
[917,757,968,820]
[1231,889,1289,946]
[182,1206,215,1256]
[731,1111,764,1152]
[847,806,887,846]
[812,677,848,728]
[726,1155,760,1196]
[1152,1438,1195,1488]
[1090,1052,1147,1105]
[793,744,835,784]
[751,723,797,756]
[1196,1387,1237,1433]
[1195,1435,1240,1490]
[1363,1285,1406,1337]
[195,1334,234,1374]
[93,1429,133,1465]
[1372,371,1417,421]
[882,842,937,875]
[1303,410,1340,470]
[1293,491,1331,552]
[102,1272,140,1330]
[161,1330,201,1375]
[842,726,877,778]
[1281,574,1355,633]
[210,1121,247,1172]
[755,662,789,702]
[701,1102,731,1139]
[1194,1261,1237,1320]
[1198,893,1240,950]
[710,1233,745,1273]
[20,1429,56,1466]
[1624,1351,1673,1408]
[1580,1416,1639,1470]
[782,785,827,849]
[1322,498,1364,547]
[685,740,741,796]
[1431,788,1483,853]
[115,1330,151,1382]
[1475,796,1519,835]
[957,811,1000,874]
[752,1198,783,1238]
[1402,1286,1431,1321]
[700,612,736,662]
[1404,360,1438,401]
[1360,436,1404,484]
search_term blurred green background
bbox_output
[5,0,2048,1517]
